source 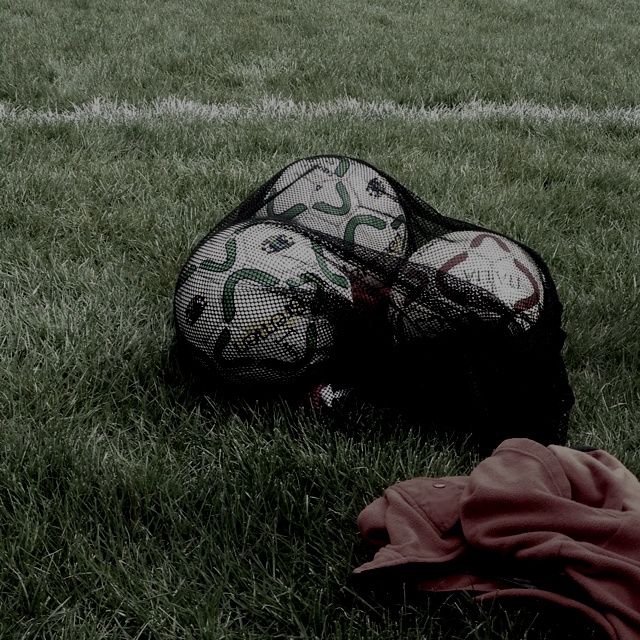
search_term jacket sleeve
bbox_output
[353,475,469,573]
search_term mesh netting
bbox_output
[173,155,574,448]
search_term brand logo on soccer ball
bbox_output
[231,298,307,351]
[261,234,295,254]
[436,233,541,311]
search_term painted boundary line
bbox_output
[1,96,640,126]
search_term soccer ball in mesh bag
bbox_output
[389,230,545,340]
[256,156,407,257]
[174,221,353,385]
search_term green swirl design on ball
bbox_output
[312,182,351,216]
[222,268,279,323]
[344,215,387,250]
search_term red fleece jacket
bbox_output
[353,438,640,640]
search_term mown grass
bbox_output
[2,112,638,638]
[1,0,640,109]
[1,0,639,637]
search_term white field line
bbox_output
[1,96,640,126]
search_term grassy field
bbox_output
[1,0,639,637]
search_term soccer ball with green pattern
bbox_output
[174,221,353,385]
[256,156,407,258]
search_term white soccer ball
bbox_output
[389,230,545,340]
[256,156,407,257]
[174,220,353,384]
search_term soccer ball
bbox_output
[256,156,407,257]
[174,220,353,385]
[389,230,545,340]
[305,382,352,415]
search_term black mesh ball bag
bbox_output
[173,155,574,448]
